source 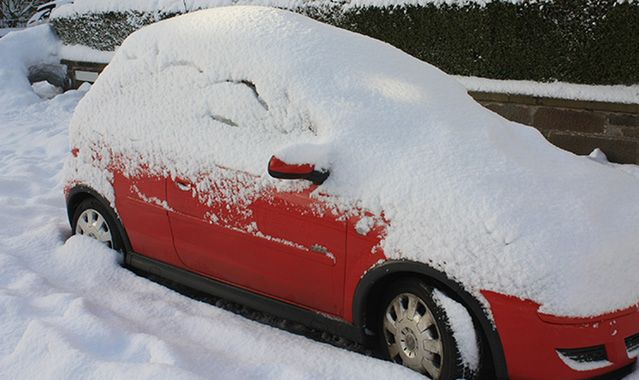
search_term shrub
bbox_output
[50,1,639,85]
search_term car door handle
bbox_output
[176,179,191,191]
[310,244,336,265]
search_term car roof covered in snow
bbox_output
[69,6,639,317]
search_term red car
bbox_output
[64,6,639,379]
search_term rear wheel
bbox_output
[378,279,476,379]
[72,197,123,253]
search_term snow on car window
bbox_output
[204,80,268,129]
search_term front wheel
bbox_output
[72,197,124,252]
[378,279,479,380]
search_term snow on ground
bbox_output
[457,76,639,104]
[0,28,24,38]
[0,26,422,380]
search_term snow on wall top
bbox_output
[69,6,639,317]
[457,76,639,105]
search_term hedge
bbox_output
[50,1,639,85]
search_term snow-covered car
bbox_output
[64,6,639,380]
[26,0,73,27]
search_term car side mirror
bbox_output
[267,156,329,185]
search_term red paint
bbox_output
[483,290,639,379]
[164,167,347,315]
[112,169,182,267]
[343,215,388,322]
[268,156,315,175]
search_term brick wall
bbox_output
[471,92,639,165]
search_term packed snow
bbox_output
[0,25,60,108]
[60,44,114,64]
[68,6,639,318]
[432,290,479,371]
[0,27,23,37]
[556,352,612,372]
[0,25,425,380]
[457,76,639,105]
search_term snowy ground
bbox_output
[1,25,638,379]
[0,27,24,38]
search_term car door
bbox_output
[166,167,346,315]
[165,79,347,316]
[112,167,182,267]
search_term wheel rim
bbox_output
[75,208,113,248]
[383,292,444,379]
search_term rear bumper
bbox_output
[483,290,639,379]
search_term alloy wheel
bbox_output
[383,292,444,379]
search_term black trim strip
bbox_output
[128,252,367,344]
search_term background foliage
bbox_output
[51,0,639,85]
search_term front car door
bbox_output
[165,79,346,316]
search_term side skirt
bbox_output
[127,252,368,344]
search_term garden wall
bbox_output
[474,93,639,164]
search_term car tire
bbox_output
[378,278,477,380]
[72,197,124,253]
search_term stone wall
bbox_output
[471,92,639,165]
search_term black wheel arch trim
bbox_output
[66,184,133,254]
[352,259,509,379]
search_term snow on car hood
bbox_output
[68,6,639,317]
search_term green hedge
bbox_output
[51,1,639,85]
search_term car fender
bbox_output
[65,184,133,255]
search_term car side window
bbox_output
[203,78,314,136]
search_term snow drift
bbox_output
[0,25,61,108]
[67,6,639,318]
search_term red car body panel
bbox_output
[112,170,182,267]
[66,150,639,379]
[124,166,353,316]
[483,290,639,379]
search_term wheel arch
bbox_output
[352,260,508,379]
[66,184,133,254]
